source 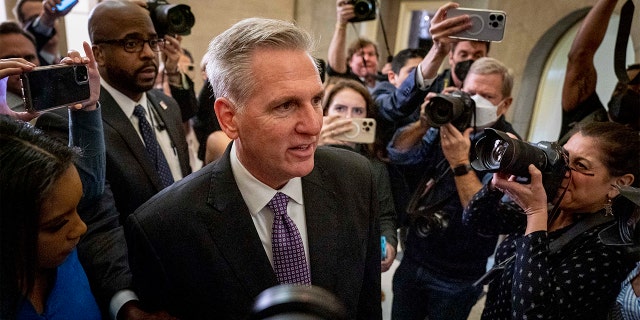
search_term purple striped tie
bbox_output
[268,192,311,285]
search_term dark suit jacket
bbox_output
[100,88,191,223]
[125,145,382,320]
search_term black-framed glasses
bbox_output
[94,38,165,53]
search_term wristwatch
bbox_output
[452,163,472,176]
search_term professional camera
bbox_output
[424,90,475,132]
[348,0,377,23]
[147,0,195,37]
[471,128,568,200]
[411,209,450,238]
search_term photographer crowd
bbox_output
[0,0,639,319]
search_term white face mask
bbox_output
[471,94,500,127]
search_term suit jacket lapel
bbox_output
[99,88,165,190]
[302,163,339,290]
[146,91,190,174]
[204,147,278,297]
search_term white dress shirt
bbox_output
[229,142,310,267]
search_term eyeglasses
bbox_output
[94,38,165,53]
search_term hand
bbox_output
[336,0,355,26]
[319,115,353,146]
[40,0,78,28]
[381,243,396,272]
[428,2,472,54]
[493,164,548,216]
[60,41,100,111]
[161,35,183,75]
[439,123,471,167]
[0,58,37,121]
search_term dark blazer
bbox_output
[125,145,382,320]
[100,88,191,223]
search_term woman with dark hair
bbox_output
[0,42,103,319]
[319,78,397,272]
[463,121,639,319]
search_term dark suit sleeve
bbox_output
[124,213,170,313]
[77,182,133,313]
[358,159,383,320]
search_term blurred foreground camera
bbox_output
[147,0,195,37]
[348,0,377,23]
[471,128,568,199]
[424,90,475,132]
[250,285,347,320]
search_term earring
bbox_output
[604,197,613,216]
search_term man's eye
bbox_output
[124,40,139,49]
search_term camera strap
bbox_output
[473,212,614,288]
[406,158,453,216]
[614,0,640,85]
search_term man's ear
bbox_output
[214,97,239,140]
[497,97,513,117]
[387,71,399,87]
[92,45,105,67]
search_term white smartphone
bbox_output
[446,8,507,42]
[334,118,377,144]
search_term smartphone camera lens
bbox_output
[75,66,89,83]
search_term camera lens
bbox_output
[354,1,373,16]
[487,140,509,168]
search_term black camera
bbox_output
[471,128,568,200]
[412,209,450,238]
[424,90,475,132]
[147,0,195,37]
[348,0,377,23]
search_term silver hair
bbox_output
[467,57,514,98]
[205,18,316,110]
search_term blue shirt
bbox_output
[18,249,101,320]
[617,262,640,320]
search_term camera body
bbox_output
[20,64,90,113]
[147,0,195,37]
[424,90,475,132]
[471,128,568,200]
[348,0,377,23]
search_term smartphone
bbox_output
[381,236,387,260]
[20,64,90,113]
[334,118,377,144]
[55,0,78,12]
[446,8,507,42]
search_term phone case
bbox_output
[55,0,78,12]
[446,8,506,42]
[334,118,377,144]
[20,64,90,112]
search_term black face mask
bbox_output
[608,88,640,130]
[453,59,475,83]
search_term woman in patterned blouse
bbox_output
[463,121,639,319]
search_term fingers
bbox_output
[0,58,36,79]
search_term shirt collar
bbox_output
[101,78,149,117]
[229,142,304,216]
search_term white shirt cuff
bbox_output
[416,64,436,90]
[109,290,139,320]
